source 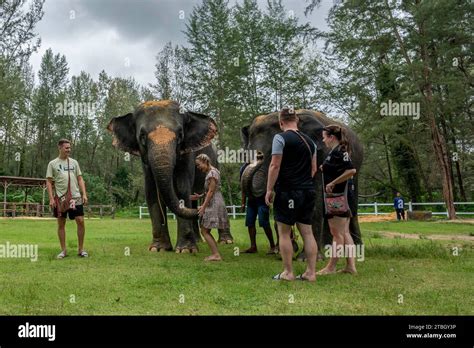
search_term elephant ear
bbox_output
[297,112,325,150]
[241,126,249,149]
[180,111,218,154]
[107,113,140,156]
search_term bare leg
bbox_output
[58,217,67,253]
[296,222,317,281]
[317,216,346,275]
[201,227,222,261]
[263,225,276,250]
[341,218,357,274]
[245,226,258,253]
[76,216,85,253]
[276,222,295,280]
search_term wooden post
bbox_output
[13,203,16,218]
[3,181,7,217]
[100,206,103,218]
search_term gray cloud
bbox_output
[30,0,330,87]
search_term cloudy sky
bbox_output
[30,0,332,87]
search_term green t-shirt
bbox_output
[46,157,83,203]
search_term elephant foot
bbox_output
[175,246,199,254]
[217,228,234,245]
[218,237,234,245]
[149,242,172,252]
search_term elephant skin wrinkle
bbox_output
[148,125,176,145]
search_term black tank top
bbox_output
[275,130,315,191]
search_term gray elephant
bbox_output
[240,109,363,259]
[107,100,233,253]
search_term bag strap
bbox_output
[66,157,71,195]
[289,129,313,164]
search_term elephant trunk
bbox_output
[148,141,198,219]
[241,156,266,198]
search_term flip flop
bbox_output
[272,273,284,280]
[296,274,309,281]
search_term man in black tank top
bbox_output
[265,108,318,282]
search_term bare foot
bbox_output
[316,267,336,276]
[244,247,258,254]
[204,255,222,262]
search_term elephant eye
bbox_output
[139,132,147,147]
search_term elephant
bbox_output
[107,100,234,253]
[240,109,363,260]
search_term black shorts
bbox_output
[54,204,84,220]
[274,189,316,226]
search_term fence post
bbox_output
[232,205,236,219]
[374,202,378,216]
[139,206,142,219]
[408,201,412,212]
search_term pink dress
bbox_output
[200,168,230,229]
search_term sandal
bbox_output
[78,250,89,257]
[296,274,309,281]
[57,251,67,259]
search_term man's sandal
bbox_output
[78,250,89,257]
[57,251,66,259]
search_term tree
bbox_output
[31,48,69,176]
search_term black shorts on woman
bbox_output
[322,145,355,219]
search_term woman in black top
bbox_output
[317,125,358,275]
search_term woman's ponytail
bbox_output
[323,124,351,155]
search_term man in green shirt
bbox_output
[46,139,89,259]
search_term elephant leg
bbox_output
[217,227,233,244]
[144,166,172,252]
[175,174,199,253]
[176,215,199,253]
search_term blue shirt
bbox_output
[394,197,404,209]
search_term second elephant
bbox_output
[241,109,363,258]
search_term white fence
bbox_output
[359,202,474,216]
[139,202,474,219]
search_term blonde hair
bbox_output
[196,154,211,166]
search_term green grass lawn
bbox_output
[0,218,472,315]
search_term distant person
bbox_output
[317,125,357,276]
[191,154,229,262]
[265,107,318,282]
[240,153,277,255]
[394,192,405,221]
[46,139,88,259]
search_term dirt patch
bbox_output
[142,100,177,108]
[359,212,398,222]
[148,125,176,145]
[372,231,474,242]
